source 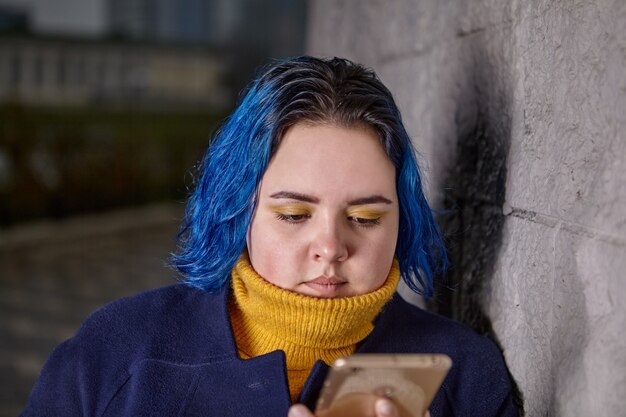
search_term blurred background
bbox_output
[0,0,307,414]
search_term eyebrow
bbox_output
[269,191,319,203]
[269,191,392,205]
[348,195,393,205]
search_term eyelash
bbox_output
[348,216,381,227]
[275,213,310,223]
[274,213,381,228]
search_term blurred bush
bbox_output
[0,102,224,226]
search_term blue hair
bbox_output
[172,56,447,297]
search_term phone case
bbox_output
[316,354,452,417]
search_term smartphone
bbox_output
[315,354,452,417]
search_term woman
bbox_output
[21,57,517,417]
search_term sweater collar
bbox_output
[229,253,400,354]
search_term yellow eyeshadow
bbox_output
[269,203,312,216]
[346,207,386,220]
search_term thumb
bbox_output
[374,398,399,417]
[288,404,315,417]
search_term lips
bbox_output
[304,275,347,297]
[308,276,346,285]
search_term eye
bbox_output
[348,216,381,227]
[271,203,312,224]
[275,213,310,223]
[346,206,385,228]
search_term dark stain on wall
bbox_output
[430,42,524,414]
[437,112,509,333]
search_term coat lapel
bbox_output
[183,350,292,417]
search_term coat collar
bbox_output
[193,285,415,411]
[200,285,412,359]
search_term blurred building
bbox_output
[0,5,29,33]
[0,34,228,109]
[0,0,307,109]
[109,0,212,44]
[107,0,306,56]
[107,0,307,90]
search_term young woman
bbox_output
[21,57,517,417]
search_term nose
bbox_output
[309,220,349,263]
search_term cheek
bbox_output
[247,218,297,283]
[250,253,277,282]
[247,222,274,277]
[368,220,399,283]
[370,245,396,281]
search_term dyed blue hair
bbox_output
[172,56,447,297]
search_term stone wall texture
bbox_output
[307,1,626,416]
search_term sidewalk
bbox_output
[0,203,184,416]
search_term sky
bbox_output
[0,0,106,36]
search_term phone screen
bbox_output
[316,354,451,417]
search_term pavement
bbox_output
[0,203,184,416]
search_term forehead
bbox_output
[259,123,396,199]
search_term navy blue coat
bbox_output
[21,284,518,416]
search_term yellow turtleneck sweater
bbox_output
[229,254,400,402]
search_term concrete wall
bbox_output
[307,1,626,416]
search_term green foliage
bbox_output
[0,103,225,226]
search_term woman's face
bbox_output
[246,123,399,298]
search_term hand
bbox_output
[288,395,431,417]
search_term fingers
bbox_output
[374,399,430,417]
[374,398,399,417]
[288,399,423,417]
[288,404,315,417]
